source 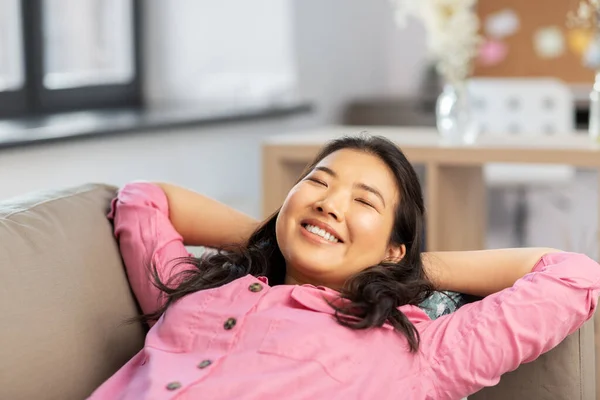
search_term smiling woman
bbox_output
[89,134,600,399]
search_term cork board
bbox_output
[473,0,595,84]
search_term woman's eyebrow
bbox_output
[315,166,337,177]
[314,166,385,207]
[356,183,385,207]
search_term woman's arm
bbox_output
[418,251,600,399]
[154,182,260,248]
[423,247,561,297]
[109,183,193,318]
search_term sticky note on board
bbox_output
[478,39,509,66]
[584,38,600,69]
[568,28,593,56]
[484,9,520,39]
[533,26,566,59]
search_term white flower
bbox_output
[390,0,482,83]
[568,0,600,29]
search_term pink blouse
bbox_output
[88,182,600,400]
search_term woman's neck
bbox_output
[284,273,307,286]
[284,271,340,290]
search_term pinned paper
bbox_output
[478,39,509,66]
[484,9,520,39]
[584,38,600,69]
[568,28,593,56]
[533,26,566,59]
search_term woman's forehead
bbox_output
[314,149,399,196]
[316,149,389,173]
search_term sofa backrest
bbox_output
[470,317,596,399]
[0,184,146,400]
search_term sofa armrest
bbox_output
[469,317,595,400]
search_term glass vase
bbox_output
[435,82,479,144]
[589,71,600,142]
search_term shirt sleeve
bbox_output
[108,182,193,318]
[417,252,600,400]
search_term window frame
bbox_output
[0,0,143,119]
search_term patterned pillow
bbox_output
[418,291,468,320]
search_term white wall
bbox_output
[291,0,428,124]
[142,0,429,121]
[385,18,429,96]
[143,0,298,108]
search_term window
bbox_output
[0,0,24,92]
[0,0,142,119]
[0,0,27,117]
[42,0,135,90]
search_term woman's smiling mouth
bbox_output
[301,222,341,243]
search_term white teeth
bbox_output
[303,224,339,243]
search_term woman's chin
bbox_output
[285,255,344,284]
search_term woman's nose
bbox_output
[314,197,344,221]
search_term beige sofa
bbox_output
[0,184,596,400]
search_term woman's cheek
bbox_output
[348,213,381,242]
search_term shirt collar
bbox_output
[256,275,431,327]
[289,284,405,330]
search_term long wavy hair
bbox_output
[145,134,434,352]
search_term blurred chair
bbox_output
[467,77,576,246]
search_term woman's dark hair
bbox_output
[145,133,434,352]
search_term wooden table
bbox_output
[262,126,600,252]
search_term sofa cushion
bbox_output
[0,184,146,400]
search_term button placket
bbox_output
[248,282,263,292]
[188,277,266,388]
[223,317,237,330]
[166,381,182,391]
[162,278,269,394]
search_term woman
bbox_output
[89,135,599,399]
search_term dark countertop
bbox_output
[0,101,313,150]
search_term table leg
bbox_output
[594,311,600,400]
[425,163,486,251]
[596,172,600,400]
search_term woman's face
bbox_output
[275,149,405,289]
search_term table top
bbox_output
[264,126,600,167]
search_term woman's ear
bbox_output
[385,244,406,263]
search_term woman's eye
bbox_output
[307,177,327,186]
[356,199,374,208]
